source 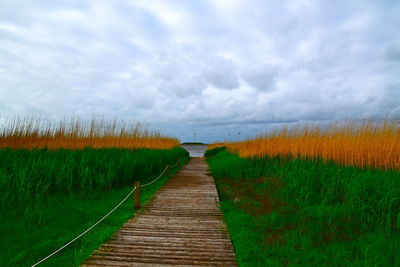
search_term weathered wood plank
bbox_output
[82,158,237,266]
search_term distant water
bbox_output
[181,144,208,157]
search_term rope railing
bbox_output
[140,165,169,188]
[31,159,181,267]
[139,160,180,188]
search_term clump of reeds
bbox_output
[206,150,400,265]
[0,115,179,149]
[210,119,400,170]
[0,147,189,209]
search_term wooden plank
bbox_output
[82,158,237,266]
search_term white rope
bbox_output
[169,160,180,169]
[140,166,168,188]
[141,160,180,188]
[31,158,182,266]
[31,186,137,267]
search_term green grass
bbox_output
[0,147,188,208]
[0,147,189,266]
[206,148,400,266]
[204,146,226,157]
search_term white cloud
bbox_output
[0,0,399,142]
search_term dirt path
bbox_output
[82,157,237,266]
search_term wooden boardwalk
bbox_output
[82,157,237,266]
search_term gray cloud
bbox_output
[203,58,238,90]
[385,43,400,61]
[0,0,399,143]
[242,64,278,92]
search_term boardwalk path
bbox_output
[82,146,237,266]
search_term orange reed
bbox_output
[0,116,179,150]
[209,120,400,171]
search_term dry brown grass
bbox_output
[209,120,400,170]
[0,116,179,150]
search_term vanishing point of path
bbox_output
[82,145,237,266]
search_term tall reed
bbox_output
[206,149,400,266]
[0,115,179,149]
[210,119,400,170]
[0,147,189,209]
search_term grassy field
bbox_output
[0,147,189,266]
[0,116,188,266]
[0,147,188,209]
[207,148,400,266]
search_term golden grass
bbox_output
[0,116,179,150]
[209,120,400,170]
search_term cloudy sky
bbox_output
[1,0,399,142]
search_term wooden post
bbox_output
[134,181,140,209]
[166,165,170,176]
